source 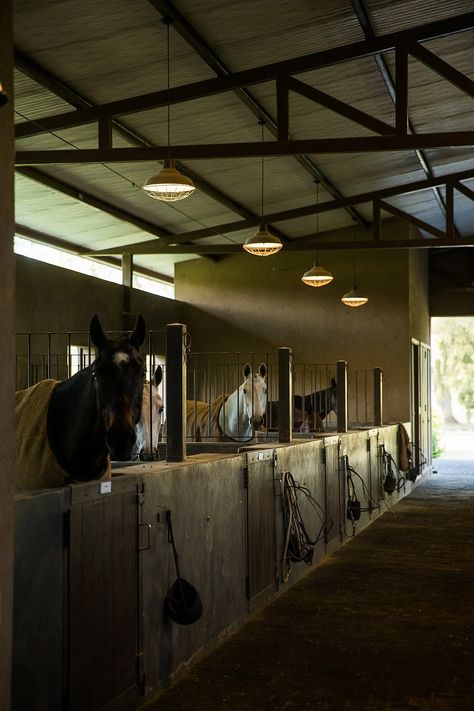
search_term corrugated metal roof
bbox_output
[12,0,474,277]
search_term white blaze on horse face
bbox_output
[113,351,130,366]
[241,363,267,433]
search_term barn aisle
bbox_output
[142,464,474,711]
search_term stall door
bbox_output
[245,450,277,611]
[67,477,141,711]
[323,436,342,550]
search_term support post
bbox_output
[374,367,383,426]
[166,323,187,462]
[336,360,348,433]
[122,252,133,319]
[278,347,293,443]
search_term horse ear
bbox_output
[129,314,146,349]
[243,362,251,378]
[331,377,337,388]
[259,362,267,379]
[154,365,163,387]
[89,314,109,351]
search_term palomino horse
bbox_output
[267,378,337,432]
[15,314,147,492]
[134,365,164,459]
[187,362,267,442]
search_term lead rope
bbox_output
[166,511,185,605]
[280,471,331,582]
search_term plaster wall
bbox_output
[409,249,430,345]
[15,255,184,334]
[0,3,15,708]
[176,223,413,423]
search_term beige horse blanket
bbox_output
[186,395,228,441]
[15,379,68,493]
[15,379,111,493]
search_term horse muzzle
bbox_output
[106,424,138,461]
[250,415,264,431]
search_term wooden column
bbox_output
[122,252,133,320]
[166,323,187,462]
[278,347,293,443]
[374,367,383,426]
[0,1,15,708]
[336,360,348,433]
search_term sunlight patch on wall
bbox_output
[14,236,174,299]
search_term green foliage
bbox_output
[431,414,444,459]
[432,317,474,424]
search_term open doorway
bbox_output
[431,317,474,460]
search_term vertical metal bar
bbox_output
[27,333,31,387]
[278,347,293,443]
[67,332,72,378]
[46,333,51,379]
[374,367,383,426]
[336,360,348,433]
[165,323,187,462]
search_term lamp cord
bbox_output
[260,121,265,221]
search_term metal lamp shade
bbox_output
[243,225,283,256]
[301,264,333,287]
[341,286,368,308]
[142,161,195,202]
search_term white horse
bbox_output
[134,365,163,458]
[186,362,267,443]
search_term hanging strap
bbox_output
[166,510,181,581]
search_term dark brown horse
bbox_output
[15,314,147,492]
[267,378,337,432]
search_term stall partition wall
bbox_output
[13,425,413,711]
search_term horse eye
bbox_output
[243,389,247,395]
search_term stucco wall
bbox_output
[16,255,184,334]
[176,225,414,423]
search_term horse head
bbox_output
[241,362,267,432]
[90,314,147,461]
[134,365,164,458]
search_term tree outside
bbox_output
[431,317,474,459]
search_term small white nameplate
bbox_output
[258,452,265,460]
[100,481,112,495]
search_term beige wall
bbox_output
[16,255,184,334]
[177,221,420,423]
[0,2,14,708]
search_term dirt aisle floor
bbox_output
[142,462,474,711]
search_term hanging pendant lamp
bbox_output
[142,22,195,203]
[341,238,368,308]
[341,286,368,307]
[301,182,333,286]
[0,82,9,107]
[302,262,334,287]
[243,121,282,256]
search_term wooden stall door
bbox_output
[12,491,66,711]
[245,450,277,611]
[67,478,140,711]
[323,437,342,550]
